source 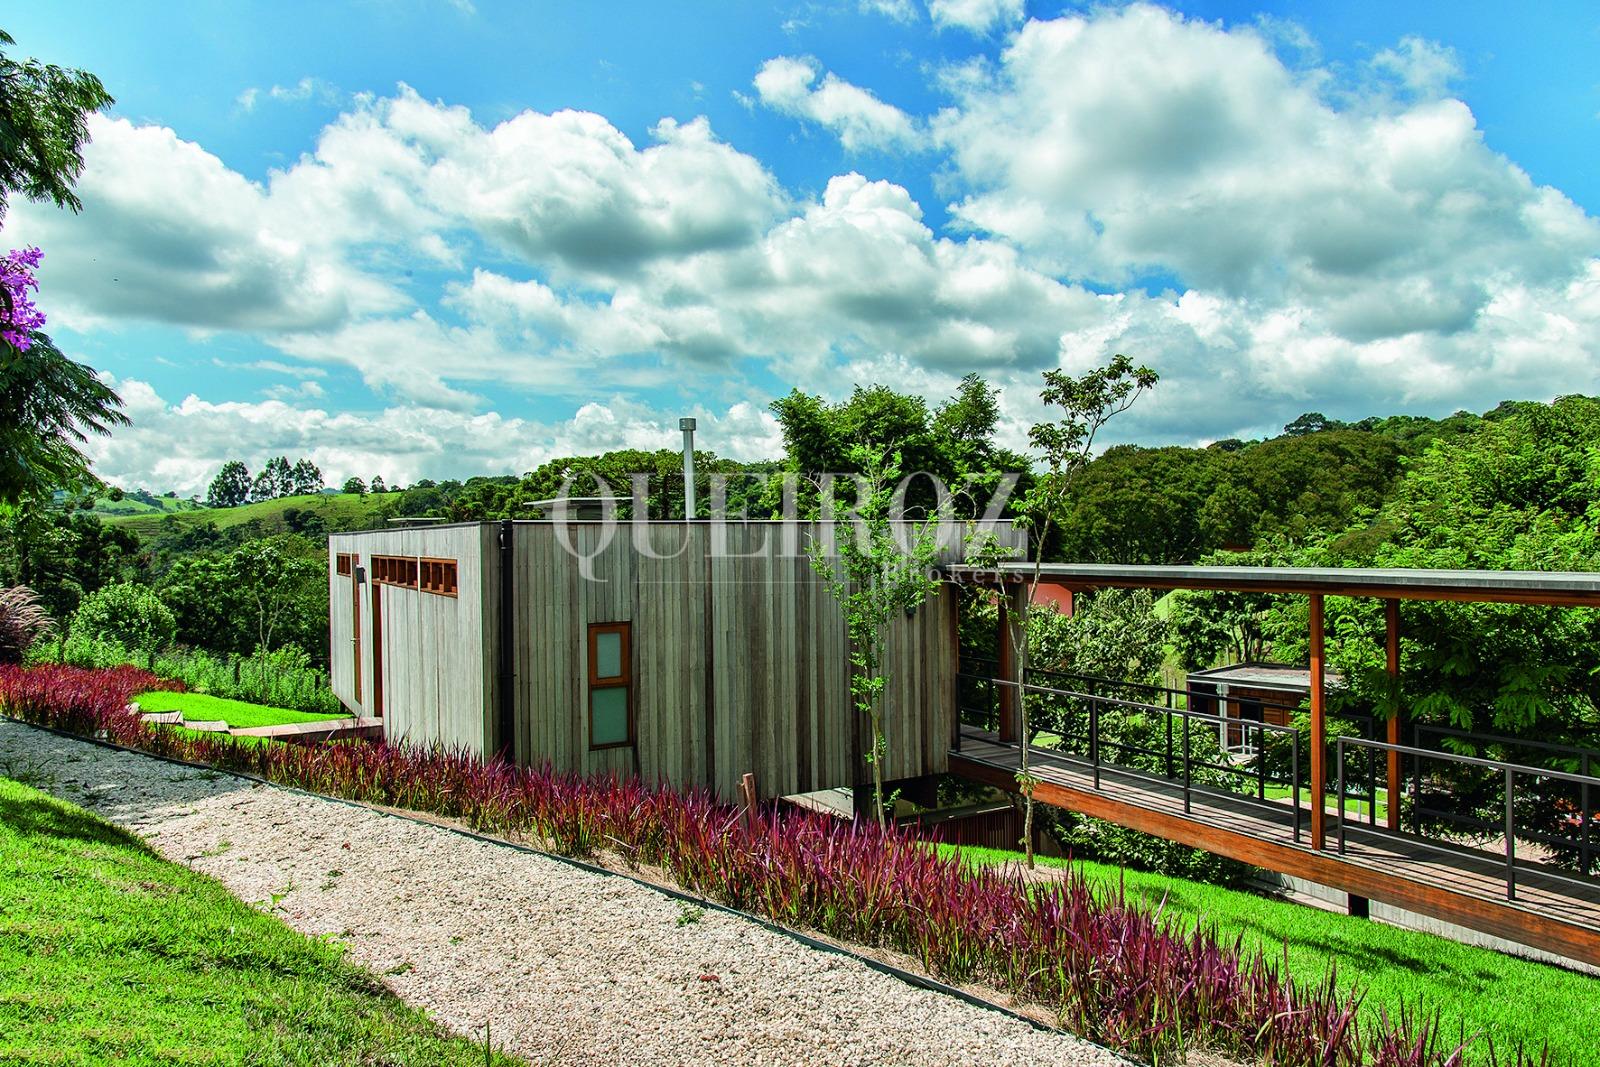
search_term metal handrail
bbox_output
[961,673,1302,843]
[1335,734,1600,899]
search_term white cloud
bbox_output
[30,24,1600,487]
[753,57,921,152]
[927,5,1600,436]
[860,0,917,23]
[89,378,782,495]
[8,115,404,333]
[927,0,1024,35]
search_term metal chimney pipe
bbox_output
[679,417,697,520]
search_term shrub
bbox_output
[0,586,54,665]
[71,582,175,656]
[32,635,340,715]
[0,664,1548,1067]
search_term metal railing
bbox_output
[1335,735,1600,899]
[959,673,1303,842]
[1407,724,1599,877]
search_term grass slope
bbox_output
[944,843,1600,1062]
[106,491,399,539]
[0,775,521,1066]
[132,691,346,729]
[90,495,203,518]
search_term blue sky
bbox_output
[6,1,1598,493]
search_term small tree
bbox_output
[370,474,387,494]
[206,460,251,508]
[341,476,367,495]
[1012,355,1158,866]
[229,540,323,652]
[71,581,175,658]
[810,442,943,828]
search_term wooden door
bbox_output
[351,569,363,703]
[371,582,385,717]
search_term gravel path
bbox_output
[1,720,1127,1067]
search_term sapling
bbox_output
[809,442,943,829]
[1012,354,1158,867]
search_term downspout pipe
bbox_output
[680,417,697,520]
[497,519,515,760]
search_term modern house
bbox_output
[328,516,1022,800]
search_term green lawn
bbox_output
[943,843,1600,1062]
[0,776,521,1066]
[133,690,346,729]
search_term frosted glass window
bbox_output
[595,631,623,679]
[590,688,629,746]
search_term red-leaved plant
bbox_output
[0,664,1551,1067]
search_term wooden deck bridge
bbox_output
[942,562,1600,969]
[951,726,1600,967]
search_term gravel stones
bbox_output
[0,720,1128,1067]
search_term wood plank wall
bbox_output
[326,526,490,751]
[330,519,1022,800]
[509,520,1020,799]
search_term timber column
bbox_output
[1309,593,1326,851]
[996,583,1027,742]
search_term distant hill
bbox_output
[105,492,401,540]
[90,494,205,518]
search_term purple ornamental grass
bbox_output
[1,246,46,351]
[0,663,1549,1067]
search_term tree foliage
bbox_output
[0,29,113,220]
[206,460,251,508]
[0,332,127,503]
[72,581,175,656]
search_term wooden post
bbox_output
[1385,599,1401,832]
[739,772,759,832]
[996,587,1017,742]
[1309,594,1326,851]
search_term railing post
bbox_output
[1583,754,1593,878]
[1091,697,1101,790]
[1164,710,1173,780]
[1505,767,1517,901]
[1292,741,1301,843]
[1337,740,1347,854]
[1182,713,1192,814]
[1257,723,1266,801]
[1384,598,1402,832]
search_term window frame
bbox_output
[372,554,419,589]
[586,621,633,751]
[335,553,352,577]
[419,557,459,597]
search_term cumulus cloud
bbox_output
[927,0,1024,35]
[925,4,1600,440]
[859,0,917,22]
[89,378,783,496]
[753,56,921,152]
[7,116,404,333]
[29,15,1600,488]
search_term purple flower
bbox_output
[1,246,46,352]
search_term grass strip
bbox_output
[131,690,346,729]
[942,842,1600,1063]
[0,774,522,1066]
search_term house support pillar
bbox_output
[996,584,1026,742]
[1310,593,1327,851]
[1385,599,1402,832]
